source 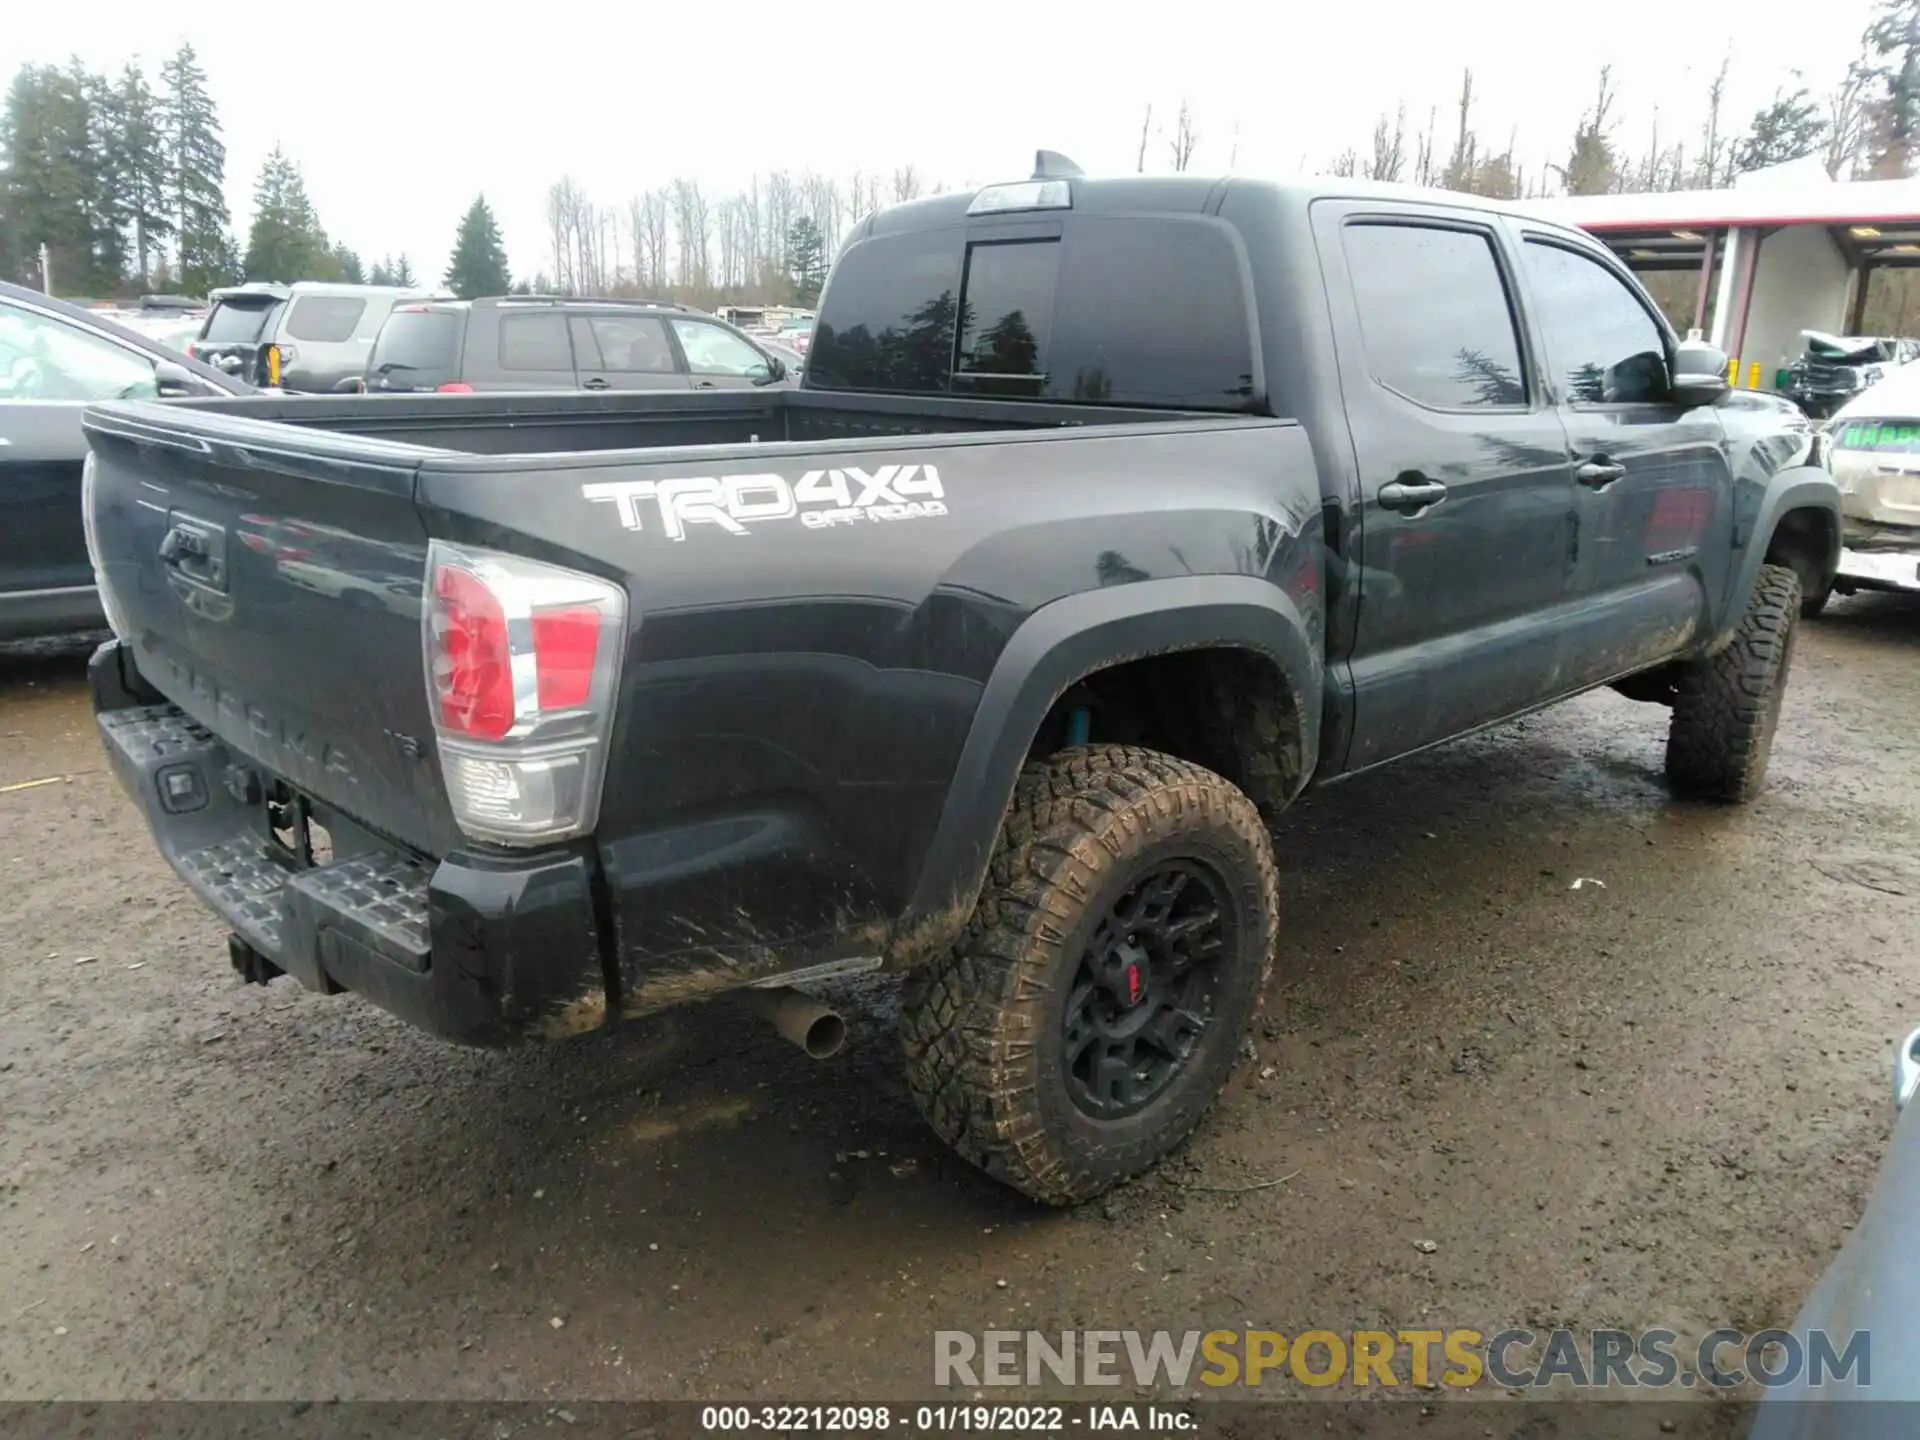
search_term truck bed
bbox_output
[159,386,1221,455]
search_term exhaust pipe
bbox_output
[750,986,846,1060]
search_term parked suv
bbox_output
[361,295,798,394]
[190,281,447,393]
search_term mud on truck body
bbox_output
[83,158,1840,1204]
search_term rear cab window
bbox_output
[808,215,1258,409]
[283,295,368,344]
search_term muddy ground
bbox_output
[1,597,1917,1408]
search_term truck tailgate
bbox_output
[83,404,457,858]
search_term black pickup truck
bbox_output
[81,161,1840,1205]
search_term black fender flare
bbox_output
[890,574,1321,963]
[1713,466,1842,650]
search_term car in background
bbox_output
[0,280,245,641]
[190,280,447,393]
[1782,331,1920,420]
[361,294,799,394]
[775,313,816,355]
[1814,359,1920,609]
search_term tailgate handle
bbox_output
[158,516,228,591]
[159,526,207,562]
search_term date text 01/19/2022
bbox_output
[698,1403,1195,1431]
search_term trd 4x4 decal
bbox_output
[583,463,947,540]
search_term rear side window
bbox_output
[201,300,279,343]
[368,309,463,375]
[808,230,962,393]
[1342,223,1527,410]
[810,217,1256,408]
[498,313,573,372]
[1520,240,1669,405]
[1047,218,1255,406]
[283,296,367,343]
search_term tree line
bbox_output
[8,0,1920,320]
[0,45,512,300]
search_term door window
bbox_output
[670,320,770,377]
[1521,240,1670,405]
[1341,222,1527,410]
[575,315,678,373]
[0,303,159,401]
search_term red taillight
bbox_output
[423,542,626,845]
[185,342,199,358]
[432,564,515,740]
[531,605,600,709]
[436,382,476,393]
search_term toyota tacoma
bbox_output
[81,158,1840,1205]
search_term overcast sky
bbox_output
[11,0,1887,283]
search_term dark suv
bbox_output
[362,295,798,394]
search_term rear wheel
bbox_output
[898,745,1278,1205]
[1665,563,1800,803]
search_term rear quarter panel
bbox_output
[415,418,1323,1011]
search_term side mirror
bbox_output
[153,359,204,398]
[750,359,779,386]
[332,375,366,394]
[1671,339,1730,408]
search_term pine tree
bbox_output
[0,63,118,294]
[1864,0,1920,177]
[243,145,332,281]
[444,194,511,297]
[786,216,825,306]
[1733,89,1830,173]
[331,242,364,283]
[391,253,416,287]
[159,43,233,294]
[107,63,172,286]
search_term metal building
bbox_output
[1531,157,1920,392]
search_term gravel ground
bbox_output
[1,598,1916,1406]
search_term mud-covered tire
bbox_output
[897,745,1279,1206]
[1665,563,1801,803]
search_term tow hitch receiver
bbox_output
[228,932,284,986]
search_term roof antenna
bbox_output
[1033,150,1084,180]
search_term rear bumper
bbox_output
[91,642,609,1046]
[0,584,105,642]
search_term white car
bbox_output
[1822,360,1920,604]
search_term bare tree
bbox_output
[1169,99,1199,171]
[1442,69,1479,191]
[1413,105,1441,186]
[639,190,670,295]
[1827,57,1878,177]
[1228,118,1241,171]
[1366,105,1408,182]
[891,164,922,202]
[670,177,711,289]
[545,176,590,293]
[764,171,799,273]
[1694,53,1733,188]
[1329,149,1358,178]
[1136,103,1153,172]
